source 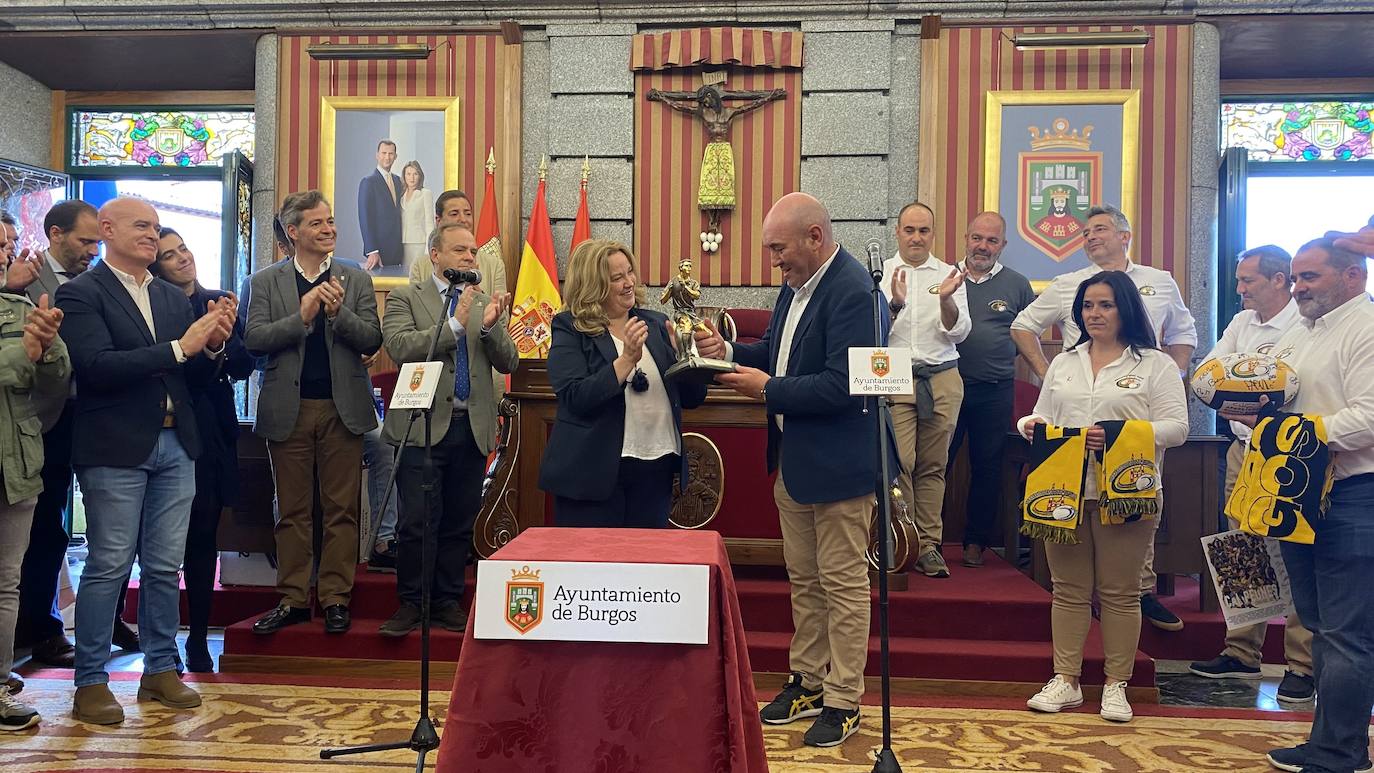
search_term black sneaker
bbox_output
[1189,654,1261,679]
[1275,670,1315,705]
[379,604,421,638]
[802,706,860,747]
[759,672,824,725]
[1266,743,1373,772]
[0,686,39,732]
[1140,593,1184,632]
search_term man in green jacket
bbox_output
[0,257,71,731]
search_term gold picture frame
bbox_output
[320,95,461,290]
[983,89,1140,292]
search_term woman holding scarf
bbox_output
[1016,270,1188,723]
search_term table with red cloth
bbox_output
[434,527,769,773]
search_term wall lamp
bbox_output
[307,42,432,61]
[1011,31,1152,50]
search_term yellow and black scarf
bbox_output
[1022,420,1158,544]
[1226,411,1331,545]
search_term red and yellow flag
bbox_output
[509,158,561,358]
[570,155,592,252]
[475,148,503,281]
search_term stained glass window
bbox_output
[72,110,254,168]
[1223,101,1374,162]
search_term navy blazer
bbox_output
[187,286,255,505]
[357,169,404,267]
[55,262,211,467]
[731,247,896,505]
[539,307,708,502]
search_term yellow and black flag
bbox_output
[1022,424,1088,544]
[1226,412,1331,545]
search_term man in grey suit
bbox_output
[378,223,516,635]
[245,190,383,636]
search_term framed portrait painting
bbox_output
[983,90,1139,291]
[320,96,460,289]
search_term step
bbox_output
[224,615,467,662]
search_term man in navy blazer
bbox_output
[55,198,235,725]
[707,192,889,749]
[358,139,404,271]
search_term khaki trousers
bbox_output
[775,467,871,711]
[1045,503,1155,682]
[1218,439,1313,674]
[890,366,963,551]
[267,399,363,609]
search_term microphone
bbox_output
[443,268,482,286]
[865,239,884,280]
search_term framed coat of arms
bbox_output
[983,90,1140,291]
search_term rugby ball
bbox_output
[1190,352,1298,415]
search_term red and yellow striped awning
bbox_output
[631,27,803,71]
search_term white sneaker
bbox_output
[1027,675,1083,713]
[1100,680,1133,722]
[0,685,39,731]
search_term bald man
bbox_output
[55,197,236,725]
[706,192,894,748]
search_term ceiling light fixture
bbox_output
[1011,31,1152,50]
[306,42,432,61]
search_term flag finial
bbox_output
[538,155,548,182]
[580,155,590,187]
[485,147,496,175]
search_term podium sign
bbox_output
[390,361,443,410]
[473,560,710,644]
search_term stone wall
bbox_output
[0,61,52,169]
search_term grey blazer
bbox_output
[25,252,71,431]
[245,259,383,442]
[380,278,518,454]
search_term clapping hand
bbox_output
[5,248,42,292]
[319,277,345,319]
[482,292,511,329]
[619,317,648,364]
[938,266,968,299]
[889,267,908,306]
[21,294,63,362]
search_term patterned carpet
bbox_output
[0,676,1316,772]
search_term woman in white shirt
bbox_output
[538,240,708,527]
[398,160,435,275]
[1018,270,1189,723]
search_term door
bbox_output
[221,150,254,294]
[1216,146,1249,330]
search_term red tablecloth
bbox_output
[435,528,768,773]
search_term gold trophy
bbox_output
[661,257,734,384]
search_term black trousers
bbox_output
[554,454,678,529]
[948,379,1015,549]
[395,413,486,608]
[182,491,223,639]
[15,403,74,648]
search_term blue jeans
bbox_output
[1280,473,1374,773]
[362,425,398,546]
[74,429,195,687]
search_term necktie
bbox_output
[448,293,471,402]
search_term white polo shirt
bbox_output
[1012,260,1197,350]
[883,253,971,366]
[1208,298,1300,442]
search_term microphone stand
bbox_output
[321,277,459,772]
[866,253,902,773]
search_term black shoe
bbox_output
[1140,593,1184,632]
[367,541,397,573]
[759,672,824,725]
[802,706,860,747]
[1266,743,1372,772]
[323,604,351,634]
[1188,654,1261,679]
[111,619,141,652]
[1275,670,1315,705]
[29,635,76,668]
[185,638,214,673]
[432,601,468,633]
[379,604,421,637]
[252,605,311,635]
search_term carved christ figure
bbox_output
[646,83,787,210]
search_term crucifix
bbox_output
[646,82,787,242]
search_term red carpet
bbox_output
[1138,574,1290,663]
[212,545,1156,689]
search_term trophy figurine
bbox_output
[661,257,734,384]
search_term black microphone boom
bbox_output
[443,268,482,285]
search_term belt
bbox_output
[162,414,177,428]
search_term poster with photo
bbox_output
[1201,529,1292,630]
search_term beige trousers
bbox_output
[775,467,871,711]
[1218,439,1313,674]
[1045,503,1155,682]
[890,366,963,551]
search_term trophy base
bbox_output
[665,356,735,385]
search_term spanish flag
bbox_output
[508,159,561,358]
[570,155,592,252]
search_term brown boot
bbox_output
[137,670,201,709]
[72,684,124,725]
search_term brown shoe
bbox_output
[432,601,468,633]
[111,619,141,652]
[72,684,124,725]
[962,544,985,568]
[137,670,201,709]
[30,635,76,668]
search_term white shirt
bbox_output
[958,259,1003,285]
[1270,293,1374,481]
[295,254,332,283]
[883,253,971,365]
[771,245,839,430]
[1011,260,1198,350]
[1018,344,1189,498]
[611,334,679,460]
[45,250,72,284]
[1208,298,1300,441]
[106,262,186,364]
